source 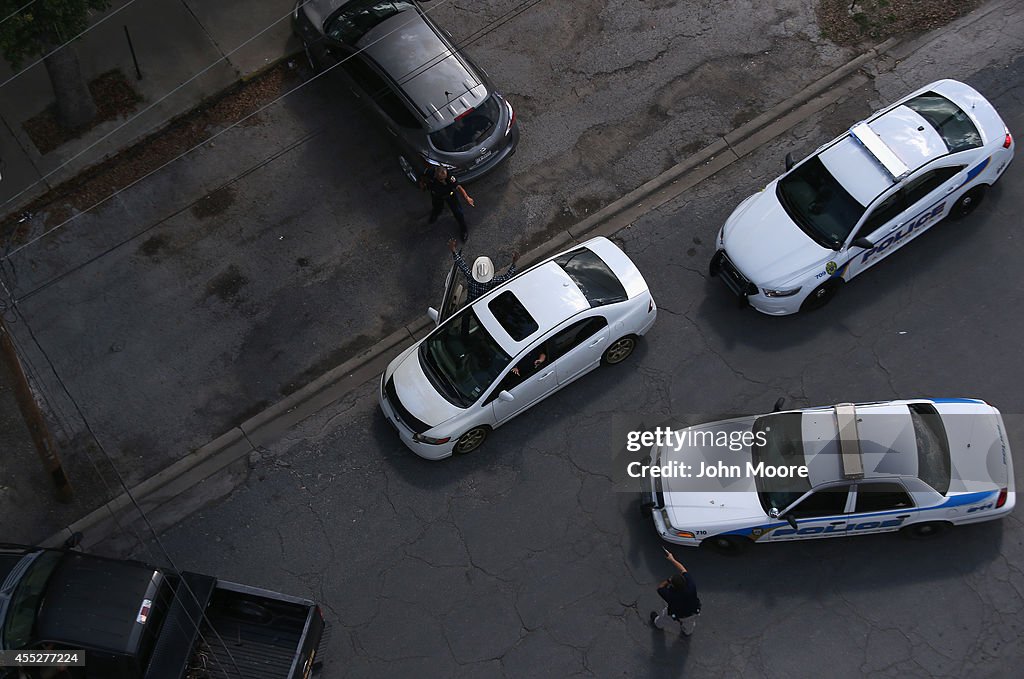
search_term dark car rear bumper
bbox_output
[455,123,520,184]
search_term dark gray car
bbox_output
[293,0,520,183]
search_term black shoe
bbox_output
[649,611,658,627]
[461,228,469,242]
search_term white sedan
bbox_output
[711,79,1014,314]
[643,398,1015,554]
[380,237,657,459]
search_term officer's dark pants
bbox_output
[429,195,467,231]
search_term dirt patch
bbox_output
[138,234,169,259]
[1,61,301,242]
[204,264,249,304]
[191,186,237,219]
[817,0,984,45]
[22,70,142,155]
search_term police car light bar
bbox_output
[849,122,911,183]
[835,403,865,479]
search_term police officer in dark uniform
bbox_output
[420,165,475,242]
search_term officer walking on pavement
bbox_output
[421,165,475,242]
[651,548,701,637]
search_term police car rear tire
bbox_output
[949,186,986,220]
[900,521,951,539]
[800,279,842,312]
[702,535,751,556]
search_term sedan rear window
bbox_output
[904,93,982,153]
[554,248,627,307]
[429,95,500,152]
[909,403,951,494]
[326,1,416,44]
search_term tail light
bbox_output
[504,98,515,136]
[1005,128,1013,149]
[996,488,1008,508]
[648,298,655,313]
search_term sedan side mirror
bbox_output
[498,390,514,403]
[852,237,874,250]
[785,152,796,171]
[63,531,83,549]
[427,307,439,322]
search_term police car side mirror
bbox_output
[498,390,514,403]
[852,237,874,250]
[785,152,796,171]
[784,514,799,530]
[427,307,439,322]
[772,397,785,412]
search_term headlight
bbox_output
[716,227,724,248]
[659,510,695,539]
[762,287,802,298]
[412,433,451,445]
[421,155,458,171]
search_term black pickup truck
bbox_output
[0,543,324,679]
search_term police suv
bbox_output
[710,79,1014,314]
[645,398,1015,554]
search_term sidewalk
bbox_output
[0,0,297,214]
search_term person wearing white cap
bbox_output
[447,239,519,301]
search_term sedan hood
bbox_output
[390,348,464,430]
[657,417,767,527]
[722,187,832,286]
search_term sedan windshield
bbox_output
[325,1,415,44]
[777,156,867,248]
[421,310,510,407]
[1,551,61,649]
[752,412,812,514]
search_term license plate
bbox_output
[472,150,493,167]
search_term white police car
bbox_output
[711,79,1014,314]
[380,237,657,459]
[644,398,1015,554]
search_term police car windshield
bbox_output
[421,309,511,407]
[751,413,812,514]
[777,157,866,249]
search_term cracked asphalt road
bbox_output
[129,37,1024,678]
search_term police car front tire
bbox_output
[800,279,842,313]
[900,521,952,540]
[702,535,751,555]
[949,186,986,220]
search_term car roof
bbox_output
[799,402,920,486]
[358,10,488,130]
[816,78,1001,208]
[474,261,591,354]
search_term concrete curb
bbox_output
[46,37,904,551]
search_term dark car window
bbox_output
[856,190,905,239]
[904,93,982,153]
[429,94,500,152]
[343,57,388,97]
[789,486,850,518]
[909,402,951,494]
[379,89,421,128]
[903,166,962,206]
[488,291,538,341]
[854,482,914,513]
[554,249,627,307]
[547,317,608,362]
[326,1,416,45]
